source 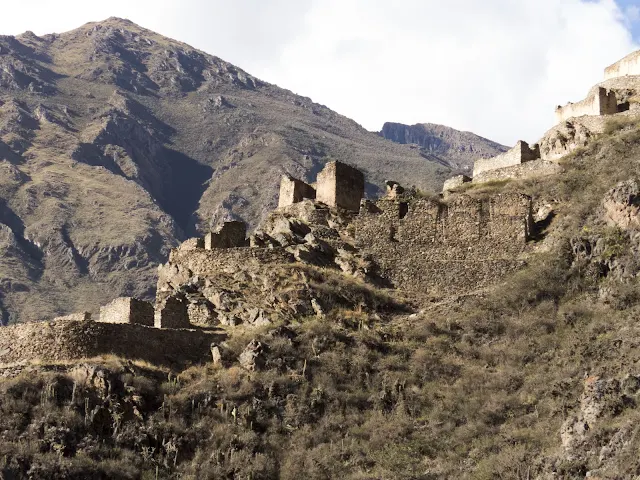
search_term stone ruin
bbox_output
[154,296,190,329]
[204,221,247,249]
[473,141,540,178]
[53,312,92,322]
[604,50,640,80]
[443,49,640,191]
[355,191,533,294]
[278,174,316,208]
[442,175,471,193]
[279,160,365,212]
[99,297,154,326]
[315,160,365,211]
[555,87,618,124]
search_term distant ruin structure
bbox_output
[555,87,618,124]
[604,50,640,80]
[385,181,406,198]
[442,175,471,192]
[316,161,365,211]
[99,297,154,326]
[473,141,540,178]
[278,174,316,208]
[205,221,247,249]
[440,49,640,191]
[355,192,533,294]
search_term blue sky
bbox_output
[617,0,640,40]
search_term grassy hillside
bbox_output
[1,119,640,478]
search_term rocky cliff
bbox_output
[379,122,508,173]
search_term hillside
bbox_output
[0,17,454,323]
[2,116,640,478]
[379,121,508,173]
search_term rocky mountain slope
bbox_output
[2,118,640,478]
[0,17,457,323]
[379,121,507,173]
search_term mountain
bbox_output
[379,121,508,173]
[0,17,454,323]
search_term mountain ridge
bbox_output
[379,121,508,173]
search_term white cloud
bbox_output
[260,0,639,144]
[0,0,638,145]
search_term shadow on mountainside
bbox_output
[0,200,44,279]
[160,147,213,237]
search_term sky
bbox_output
[1,0,639,146]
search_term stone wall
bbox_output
[555,87,618,124]
[154,296,190,329]
[604,50,640,80]
[443,175,471,192]
[53,312,91,322]
[473,141,540,177]
[278,175,316,208]
[99,297,154,326]
[354,193,532,295]
[316,161,365,211]
[205,221,247,249]
[472,159,563,184]
[164,247,295,279]
[0,320,221,368]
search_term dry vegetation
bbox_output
[2,123,640,478]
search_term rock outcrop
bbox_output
[380,122,507,173]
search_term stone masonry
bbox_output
[473,141,540,178]
[443,175,471,192]
[99,297,154,326]
[604,50,640,80]
[355,192,533,295]
[154,295,191,329]
[278,174,316,208]
[316,161,365,211]
[472,159,563,184]
[0,319,223,368]
[555,87,618,124]
[205,221,247,249]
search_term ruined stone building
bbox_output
[3,156,540,365]
[443,49,640,191]
[278,161,364,211]
[100,297,154,326]
[278,175,316,208]
[355,192,532,295]
[604,50,640,80]
[555,87,618,124]
[315,161,365,211]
